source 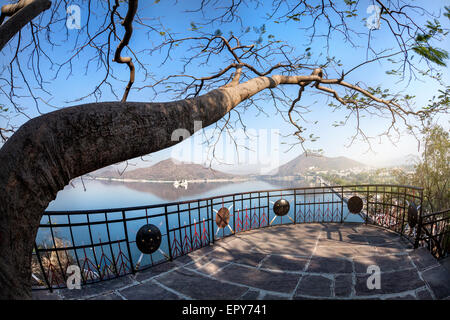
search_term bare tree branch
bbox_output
[112,0,138,102]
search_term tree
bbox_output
[395,124,450,213]
[0,0,449,299]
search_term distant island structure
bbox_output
[173,179,188,189]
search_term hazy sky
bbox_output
[1,0,449,172]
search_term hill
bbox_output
[95,159,236,181]
[274,153,365,176]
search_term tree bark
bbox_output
[0,74,323,299]
[0,0,51,51]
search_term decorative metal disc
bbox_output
[273,199,290,216]
[348,196,363,214]
[216,207,230,228]
[135,224,161,254]
[408,202,418,228]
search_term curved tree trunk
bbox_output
[0,0,52,50]
[0,74,321,299]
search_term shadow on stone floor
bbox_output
[32,223,450,301]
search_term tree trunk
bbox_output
[0,74,321,299]
[0,0,52,51]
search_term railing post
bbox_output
[177,204,183,254]
[47,216,68,284]
[340,186,344,223]
[366,186,369,224]
[68,214,86,283]
[210,199,215,244]
[197,200,203,246]
[241,194,244,231]
[258,192,261,227]
[414,189,424,249]
[249,194,253,229]
[188,202,194,251]
[294,189,297,224]
[85,214,102,279]
[313,187,316,222]
[232,195,236,233]
[414,215,423,249]
[322,187,325,223]
[104,212,118,277]
[34,243,53,292]
[164,206,173,261]
[400,187,406,236]
[121,210,135,274]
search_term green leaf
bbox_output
[412,45,449,66]
[189,22,201,31]
[444,6,450,19]
[415,33,431,42]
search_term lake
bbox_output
[46,178,299,211]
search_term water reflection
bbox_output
[98,178,311,201]
[46,177,315,211]
[105,178,313,200]
[99,180,226,201]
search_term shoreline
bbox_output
[88,176,252,184]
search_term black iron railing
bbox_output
[416,209,450,259]
[32,184,424,291]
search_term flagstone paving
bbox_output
[33,223,450,300]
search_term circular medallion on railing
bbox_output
[216,207,230,228]
[273,199,290,216]
[408,202,418,228]
[348,196,363,214]
[136,224,162,254]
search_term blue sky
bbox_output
[0,0,449,172]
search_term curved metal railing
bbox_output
[32,184,424,291]
[417,209,450,259]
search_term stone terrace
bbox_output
[33,223,450,300]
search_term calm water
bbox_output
[46,178,294,211]
[36,178,363,274]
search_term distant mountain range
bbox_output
[94,153,366,182]
[274,153,365,176]
[95,159,235,181]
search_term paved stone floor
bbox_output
[33,223,450,300]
